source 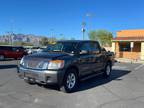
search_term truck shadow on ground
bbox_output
[0,64,17,69]
[44,69,131,92]
[77,69,131,92]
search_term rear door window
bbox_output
[79,42,91,51]
[89,42,100,52]
[0,46,12,51]
[79,42,100,52]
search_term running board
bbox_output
[80,72,104,81]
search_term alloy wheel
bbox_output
[106,65,111,76]
[66,73,76,89]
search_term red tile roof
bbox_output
[112,37,144,41]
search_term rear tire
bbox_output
[60,69,79,93]
[0,55,4,61]
[103,62,112,78]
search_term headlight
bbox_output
[48,60,64,70]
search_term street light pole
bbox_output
[82,22,86,40]
[82,28,86,40]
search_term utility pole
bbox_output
[81,13,94,40]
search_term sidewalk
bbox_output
[115,58,144,64]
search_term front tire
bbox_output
[60,69,78,93]
[24,78,35,85]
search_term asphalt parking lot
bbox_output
[0,60,144,108]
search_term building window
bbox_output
[119,42,131,52]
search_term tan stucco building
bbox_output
[112,29,144,60]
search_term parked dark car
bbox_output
[18,40,114,93]
[0,46,27,60]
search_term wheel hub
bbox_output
[66,73,76,89]
[106,65,111,75]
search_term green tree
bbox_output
[40,37,49,46]
[48,37,57,44]
[40,37,57,46]
[88,30,113,47]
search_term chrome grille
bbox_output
[23,58,49,69]
[28,60,39,68]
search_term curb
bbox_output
[115,58,144,64]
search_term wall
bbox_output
[141,42,144,60]
[115,42,120,58]
[111,42,115,53]
[119,52,141,60]
[115,42,141,60]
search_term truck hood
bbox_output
[25,52,70,60]
[22,52,71,69]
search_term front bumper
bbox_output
[17,66,65,86]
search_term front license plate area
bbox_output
[25,72,38,79]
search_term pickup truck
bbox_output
[18,40,114,93]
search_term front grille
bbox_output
[23,58,49,69]
[27,60,39,68]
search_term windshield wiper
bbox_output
[52,50,62,52]
[47,50,74,55]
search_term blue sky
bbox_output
[0,0,144,39]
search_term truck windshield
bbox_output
[43,42,77,53]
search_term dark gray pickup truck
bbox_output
[18,40,114,93]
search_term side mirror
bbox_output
[95,50,100,54]
[101,48,106,52]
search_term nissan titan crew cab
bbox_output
[17,40,114,93]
